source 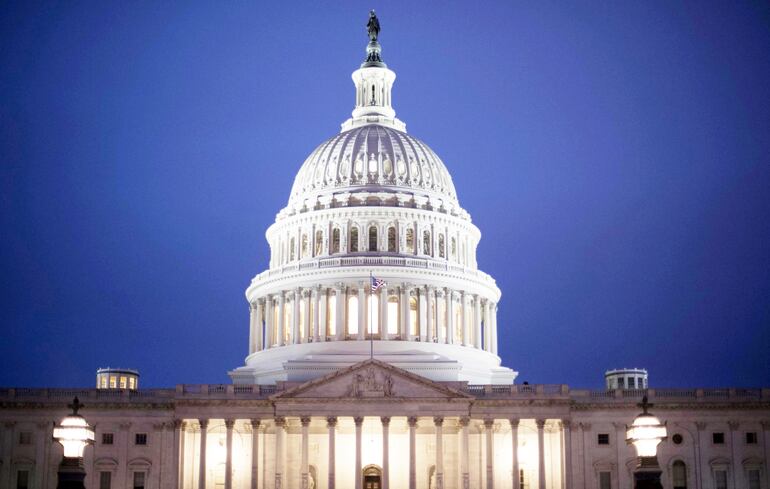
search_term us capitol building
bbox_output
[2,14,769,489]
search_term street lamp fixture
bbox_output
[53,397,94,489]
[626,396,667,489]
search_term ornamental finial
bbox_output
[638,395,653,414]
[68,396,85,416]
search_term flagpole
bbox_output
[369,270,374,360]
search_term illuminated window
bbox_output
[350,227,359,252]
[99,376,107,388]
[387,226,396,252]
[406,228,415,253]
[454,300,462,343]
[327,292,336,336]
[437,300,446,340]
[283,301,291,344]
[128,377,136,390]
[387,295,399,335]
[314,230,323,256]
[672,461,686,489]
[369,226,378,251]
[368,294,379,334]
[109,376,117,388]
[289,237,296,261]
[301,234,308,258]
[119,376,127,389]
[299,297,306,341]
[409,296,418,336]
[331,228,340,254]
[309,301,315,339]
[438,234,445,258]
[348,295,359,335]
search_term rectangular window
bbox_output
[109,376,117,388]
[617,377,625,388]
[135,433,147,445]
[748,469,760,489]
[16,470,29,489]
[128,377,136,389]
[745,432,758,444]
[714,470,727,489]
[712,432,725,444]
[628,377,636,389]
[133,472,145,489]
[597,433,610,445]
[102,433,114,445]
[99,471,112,489]
[599,471,612,489]
[18,432,32,445]
[119,376,127,389]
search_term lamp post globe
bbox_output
[626,396,667,489]
[53,397,94,489]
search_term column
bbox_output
[358,284,366,340]
[257,299,264,351]
[425,286,434,341]
[483,301,492,352]
[327,417,337,489]
[274,417,285,489]
[400,286,409,339]
[435,417,445,489]
[250,420,260,489]
[319,287,328,341]
[729,421,739,489]
[176,420,186,489]
[408,417,418,489]
[694,422,706,489]
[381,417,390,489]
[380,284,389,340]
[198,419,208,489]
[762,421,770,489]
[225,419,234,489]
[445,289,454,344]
[491,303,498,354]
[461,292,469,345]
[418,287,428,341]
[303,290,311,342]
[265,295,274,348]
[484,419,494,489]
[292,289,301,344]
[536,419,546,489]
[460,417,470,489]
[335,284,345,340]
[562,420,572,489]
[301,417,311,489]
[249,302,258,354]
[510,419,519,489]
[277,293,285,346]
[354,417,364,489]
[473,295,482,349]
[313,288,321,342]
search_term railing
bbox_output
[0,385,767,403]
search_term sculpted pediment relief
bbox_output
[272,359,472,400]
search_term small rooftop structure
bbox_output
[605,368,648,390]
[96,368,139,390]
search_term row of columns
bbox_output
[187,416,565,489]
[249,285,498,355]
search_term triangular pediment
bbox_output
[271,359,473,400]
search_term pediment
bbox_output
[271,359,472,400]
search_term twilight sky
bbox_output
[1,1,769,388]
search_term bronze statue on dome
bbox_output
[367,10,380,42]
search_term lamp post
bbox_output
[53,397,95,489]
[626,396,667,489]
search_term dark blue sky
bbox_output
[2,1,769,388]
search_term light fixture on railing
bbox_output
[625,396,666,489]
[53,397,94,489]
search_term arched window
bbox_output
[301,234,308,259]
[350,227,359,252]
[438,234,445,258]
[406,228,415,254]
[672,461,687,489]
[314,230,323,256]
[387,226,396,252]
[451,237,457,260]
[347,295,359,335]
[369,226,378,252]
[289,237,296,262]
[423,230,431,256]
[331,228,340,254]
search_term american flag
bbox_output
[371,276,386,292]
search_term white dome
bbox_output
[284,124,461,218]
